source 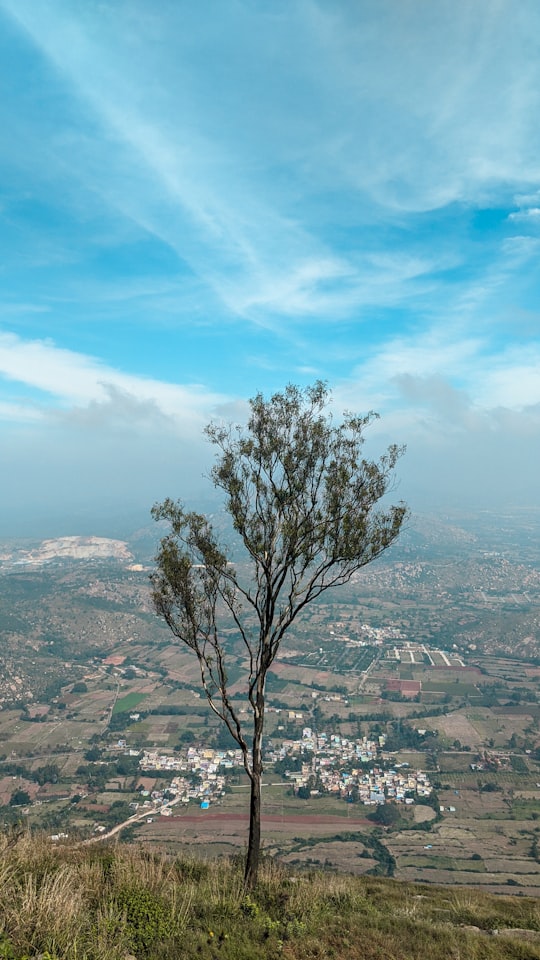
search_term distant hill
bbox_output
[0,536,133,568]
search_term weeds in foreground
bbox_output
[0,832,538,959]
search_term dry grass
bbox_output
[0,831,539,959]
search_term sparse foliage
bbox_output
[151,382,407,886]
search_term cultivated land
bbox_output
[0,509,538,894]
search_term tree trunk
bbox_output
[244,712,264,888]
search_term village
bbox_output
[138,728,433,810]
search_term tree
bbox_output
[368,803,402,827]
[179,729,196,744]
[151,382,406,887]
[9,789,31,807]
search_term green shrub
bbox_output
[113,885,177,957]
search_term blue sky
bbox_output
[1,0,540,534]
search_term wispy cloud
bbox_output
[4,0,539,324]
[0,332,226,424]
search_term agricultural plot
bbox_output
[430,651,466,667]
[437,753,477,773]
[131,715,177,746]
[155,646,203,685]
[112,692,148,715]
[422,680,480,697]
[136,800,375,872]
[427,713,485,747]
[437,786,508,818]
[2,717,89,753]
[279,840,377,875]
[398,854,486,873]
[71,689,116,721]
[269,661,355,692]
[388,816,540,894]
[478,657,534,682]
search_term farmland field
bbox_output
[112,692,148,715]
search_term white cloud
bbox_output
[0,332,227,424]
[508,207,540,221]
[333,329,540,440]
[340,330,483,405]
[478,348,540,408]
[333,367,540,512]
[0,335,225,531]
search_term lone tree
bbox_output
[151,382,407,887]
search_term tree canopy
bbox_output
[151,381,407,886]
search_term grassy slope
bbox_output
[0,833,539,960]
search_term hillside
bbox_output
[0,834,538,959]
[0,537,134,567]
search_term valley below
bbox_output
[0,509,539,895]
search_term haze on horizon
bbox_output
[1,1,539,538]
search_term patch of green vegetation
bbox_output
[112,692,148,715]
[509,799,540,821]
[422,681,480,696]
[266,672,289,692]
[112,884,179,956]
[510,755,529,773]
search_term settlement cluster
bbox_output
[139,727,432,809]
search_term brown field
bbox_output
[437,753,476,772]
[70,689,115,720]
[270,661,354,690]
[427,712,484,746]
[157,646,203,684]
[413,806,437,823]
[515,788,540,800]
[386,792,540,896]
[280,842,377,875]
[439,789,508,818]
[395,866,540,895]
[156,812,371,834]
[0,776,39,805]
[135,807,374,872]
[463,715,505,743]
[274,683,312,701]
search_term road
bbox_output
[358,649,382,691]
[81,794,184,844]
